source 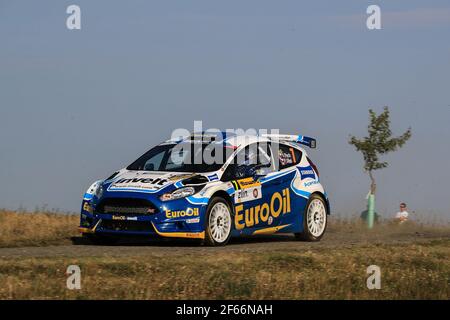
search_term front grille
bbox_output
[100,220,155,232]
[103,205,149,215]
[96,198,158,215]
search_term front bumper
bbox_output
[79,195,207,239]
[78,221,205,239]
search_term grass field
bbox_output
[0,210,78,247]
[0,210,449,299]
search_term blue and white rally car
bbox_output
[79,132,329,246]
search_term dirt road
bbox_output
[1,223,448,259]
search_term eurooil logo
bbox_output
[235,188,291,230]
[166,208,200,219]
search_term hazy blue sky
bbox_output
[1,1,449,219]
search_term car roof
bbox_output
[162,131,263,145]
[162,132,307,151]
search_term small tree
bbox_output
[349,106,411,228]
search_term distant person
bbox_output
[394,202,409,224]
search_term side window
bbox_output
[276,144,302,170]
[222,143,273,181]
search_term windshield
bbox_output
[127,143,234,173]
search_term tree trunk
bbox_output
[367,170,376,229]
[369,171,376,195]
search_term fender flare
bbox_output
[208,190,235,217]
[311,191,331,215]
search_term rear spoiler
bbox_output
[261,134,317,149]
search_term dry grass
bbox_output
[0,210,449,299]
[0,240,448,299]
[0,210,78,247]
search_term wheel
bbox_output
[204,197,233,246]
[295,194,327,241]
[85,234,119,245]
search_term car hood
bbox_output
[102,170,207,195]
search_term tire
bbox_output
[85,234,119,245]
[204,197,233,246]
[295,194,328,241]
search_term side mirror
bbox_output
[254,168,267,178]
[253,164,271,179]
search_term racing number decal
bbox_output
[289,147,297,163]
[232,178,262,204]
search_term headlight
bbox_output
[160,187,196,201]
[95,184,104,199]
[86,180,104,199]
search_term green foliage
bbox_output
[349,107,411,173]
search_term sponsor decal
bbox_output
[207,173,219,181]
[253,224,290,235]
[109,176,170,191]
[234,186,262,203]
[111,215,138,221]
[167,173,195,182]
[298,166,316,180]
[304,180,320,187]
[234,188,291,230]
[279,149,294,166]
[186,217,200,224]
[232,177,261,190]
[115,177,168,185]
[165,207,200,219]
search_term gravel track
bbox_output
[1,226,449,259]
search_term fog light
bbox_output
[83,202,93,213]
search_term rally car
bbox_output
[79,132,329,246]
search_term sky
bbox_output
[0,0,449,219]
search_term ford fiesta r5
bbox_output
[79,133,330,246]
